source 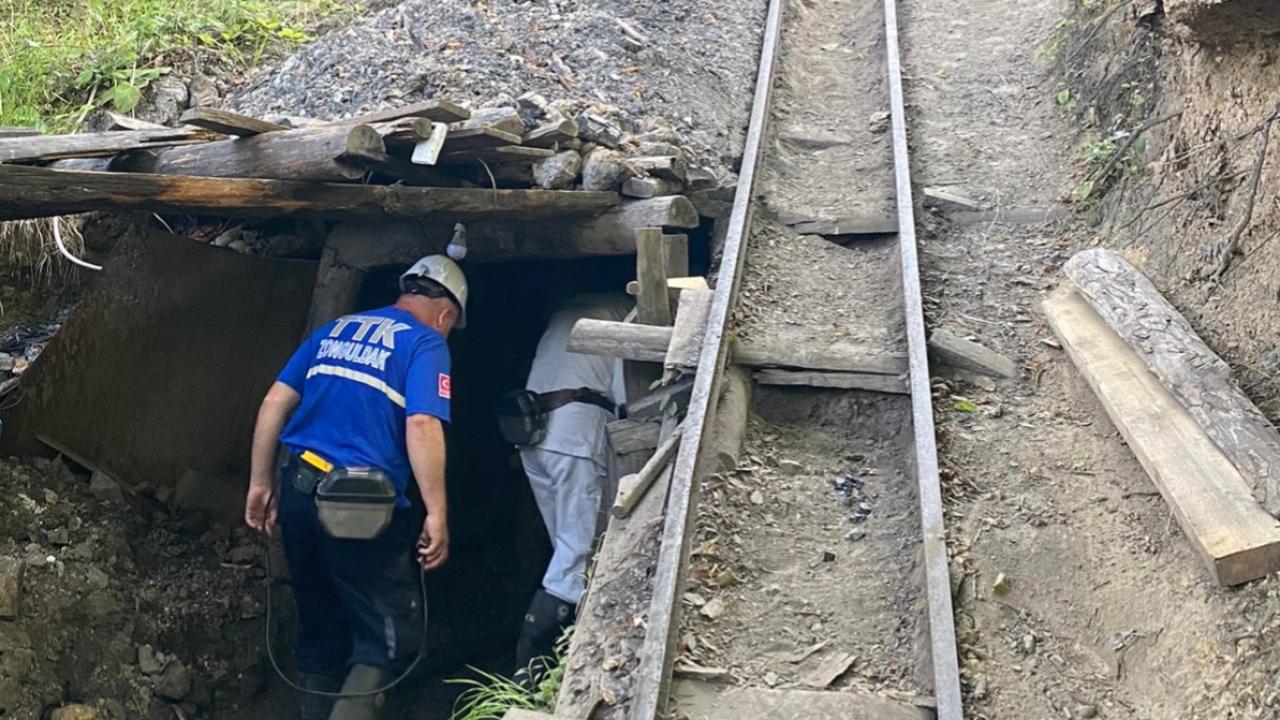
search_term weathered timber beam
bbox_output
[635,228,672,325]
[323,197,698,266]
[121,125,384,182]
[179,107,287,136]
[710,367,752,473]
[754,368,909,394]
[0,129,218,162]
[567,318,910,375]
[613,425,683,518]
[338,99,470,125]
[1065,247,1280,517]
[0,165,619,223]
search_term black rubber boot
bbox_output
[328,664,386,720]
[297,672,343,720]
[513,589,576,688]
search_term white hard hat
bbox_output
[400,255,468,328]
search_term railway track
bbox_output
[555,0,963,718]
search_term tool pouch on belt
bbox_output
[292,451,397,541]
[496,387,617,446]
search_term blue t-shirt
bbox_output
[277,305,451,506]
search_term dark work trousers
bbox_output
[277,461,427,676]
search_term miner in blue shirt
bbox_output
[244,255,467,720]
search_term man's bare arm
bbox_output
[406,414,449,569]
[245,382,301,532]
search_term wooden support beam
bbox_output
[613,425,683,517]
[410,122,449,165]
[370,117,435,150]
[664,233,690,278]
[754,368,909,394]
[0,126,41,138]
[627,378,695,420]
[927,328,1017,378]
[306,245,365,333]
[1044,291,1280,586]
[441,125,523,151]
[0,128,217,162]
[102,112,170,131]
[568,318,910,375]
[607,418,661,455]
[441,145,555,163]
[451,108,526,138]
[1065,247,1280,518]
[625,276,709,298]
[179,107,287,136]
[665,288,713,372]
[635,228,672,325]
[710,367,752,473]
[118,124,384,181]
[0,165,618,223]
[340,99,470,125]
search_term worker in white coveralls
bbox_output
[504,293,631,683]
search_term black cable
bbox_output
[260,475,430,699]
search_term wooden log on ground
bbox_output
[568,318,910,375]
[522,118,578,148]
[927,328,1017,378]
[1044,290,1280,585]
[122,124,384,181]
[339,99,470,125]
[339,148,461,187]
[179,107,287,136]
[1065,248,1280,517]
[665,288,713,372]
[0,165,618,223]
[754,368,909,394]
[370,117,434,150]
[635,228,672,325]
[306,245,365,333]
[0,129,217,162]
[613,425,683,517]
[710,367,752,473]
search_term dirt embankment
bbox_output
[1060,0,1280,419]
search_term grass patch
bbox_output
[0,0,348,131]
[448,633,569,720]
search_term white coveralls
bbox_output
[520,294,630,604]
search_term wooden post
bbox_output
[635,228,672,326]
[709,367,752,474]
[306,245,365,333]
[664,233,690,279]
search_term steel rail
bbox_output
[883,0,965,717]
[626,0,789,716]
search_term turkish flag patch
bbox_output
[438,373,452,399]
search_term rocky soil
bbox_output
[0,457,272,720]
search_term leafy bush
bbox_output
[0,0,345,130]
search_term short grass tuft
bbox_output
[448,631,570,720]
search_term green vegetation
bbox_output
[0,0,346,131]
[449,634,569,720]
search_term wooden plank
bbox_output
[884,0,964,716]
[625,276,709,297]
[567,318,909,375]
[665,288,713,372]
[782,213,899,236]
[927,328,1017,378]
[612,426,683,518]
[607,418,661,455]
[410,122,449,165]
[1044,291,1280,586]
[755,368,909,394]
[179,107,287,136]
[441,125,523,152]
[0,165,619,223]
[441,145,555,162]
[102,112,170,131]
[340,99,470,125]
[1065,247,1280,518]
[0,126,41,138]
[0,129,216,162]
[635,228,673,325]
[626,378,695,420]
[672,681,934,720]
[626,0,785,716]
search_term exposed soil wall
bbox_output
[1058,0,1280,426]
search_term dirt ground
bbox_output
[904,0,1280,718]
